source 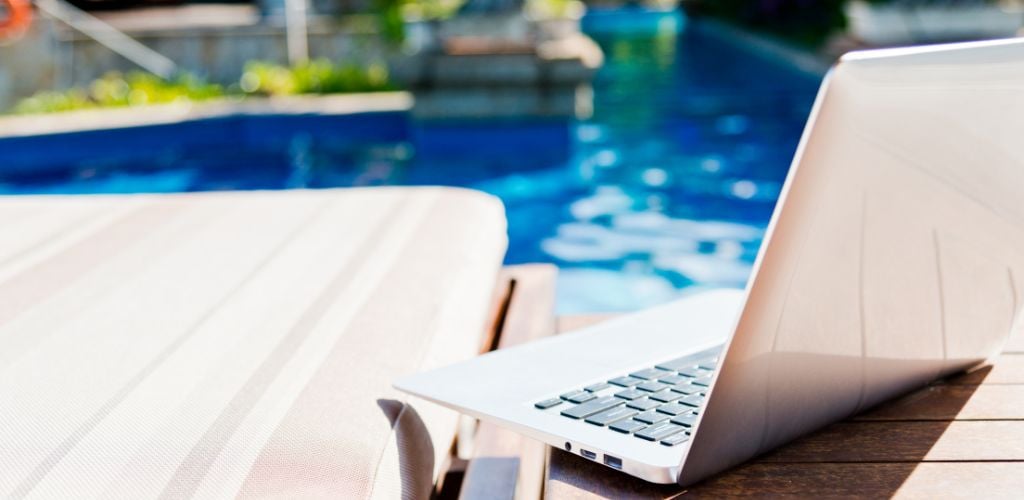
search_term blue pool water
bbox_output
[0,15,821,313]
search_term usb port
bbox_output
[603,455,622,469]
[580,449,597,460]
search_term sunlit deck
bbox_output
[481,267,1024,498]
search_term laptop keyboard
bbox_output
[533,347,719,447]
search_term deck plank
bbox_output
[547,451,1024,499]
[544,313,1024,499]
[759,420,1024,462]
[854,384,1024,421]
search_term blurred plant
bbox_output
[372,0,466,43]
[375,0,407,43]
[11,88,94,114]
[13,72,225,114]
[526,0,580,19]
[239,59,394,95]
[11,59,396,114]
[399,0,466,20]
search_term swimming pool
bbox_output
[0,14,821,313]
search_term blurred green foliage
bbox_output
[240,59,394,95]
[11,59,395,115]
[527,0,578,19]
[14,72,224,115]
[375,0,407,43]
[399,0,467,21]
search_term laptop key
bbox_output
[585,407,638,426]
[636,422,685,441]
[585,382,612,392]
[671,413,699,427]
[634,411,671,425]
[678,367,711,378]
[636,381,670,393]
[649,390,683,403]
[629,368,668,380]
[656,402,691,416]
[561,396,624,419]
[609,419,647,434]
[697,357,718,370]
[608,376,643,387]
[692,375,713,387]
[655,357,694,371]
[658,374,690,385]
[534,398,563,409]
[614,388,646,400]
[661,432,691,446]
[561,391,597,404]
[626,398,660,411]
[679,394,704,407]
[670,384,702,395]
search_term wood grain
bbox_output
[759,420,1024,462]
[460,265,557,500]
[854,384,1024,421]
[692,462,1024,499]
[547,450,1024,499]
[543,314,1024,499]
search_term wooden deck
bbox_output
[462,266,1024,499]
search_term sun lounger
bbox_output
[0,187,506,498]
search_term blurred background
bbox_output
[1,0,1022,312]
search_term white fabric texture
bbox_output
[0,187,507,499]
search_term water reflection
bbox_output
[543,18,819,312]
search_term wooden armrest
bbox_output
[439,264,557,500]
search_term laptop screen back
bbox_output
[682,39,1024,485]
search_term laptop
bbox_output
[395,39,1024,485]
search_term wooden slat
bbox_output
[547,440,1024,499]
[497,265,559,351]
[855,384,1024,421]
[759,420,1024,462]
[459,264,557,500]
[691,462,1024,498]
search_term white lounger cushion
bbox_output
[0,187,507,499]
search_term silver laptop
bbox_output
[395,39,1024,485]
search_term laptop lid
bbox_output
[681,39,1024,484]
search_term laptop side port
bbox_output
[580,449,597,460]
[603,455,622,469]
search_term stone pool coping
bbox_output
[0,91,412,139]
